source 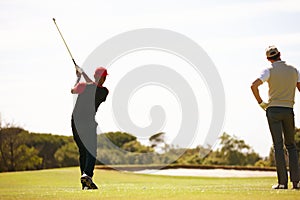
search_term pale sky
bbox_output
[1,0,300,157]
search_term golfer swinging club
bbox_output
[251,45,300,189]
[71,66,109,190]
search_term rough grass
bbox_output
[0,167,299,200]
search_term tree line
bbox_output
[1,124,300,172]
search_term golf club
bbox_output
[52,18,83,83]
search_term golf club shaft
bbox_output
[52,18,77,66]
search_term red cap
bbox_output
[94,67,108,78]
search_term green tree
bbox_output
[97,132,154,165]
[267,146,276,167]
[175,146,210,165]
[254,158,270,167]
[202,151,226,165]
[0,127,23,171]
[0,126,42,171]
[203,133,261,166]
[14,144,42,170]
[54,142,78,167]
[295,128,300,166]
[98,132,136,149]
[26,133,68,168]
[122,140,153,153]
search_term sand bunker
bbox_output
[134,168,277,177]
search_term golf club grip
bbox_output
[72,59,77,66]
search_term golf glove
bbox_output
[259,101,269,111]
[75,65,84,74]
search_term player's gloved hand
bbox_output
[259,101,269,111]
[75,65,84,74]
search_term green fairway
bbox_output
[0,167,299,200]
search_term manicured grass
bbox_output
[0,167,299,200]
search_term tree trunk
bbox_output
[9,141,15,171]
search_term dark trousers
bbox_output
[266,107,300,184]
[71,118,96,177]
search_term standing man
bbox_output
[251,45,300,189]
[71,66,109,190]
